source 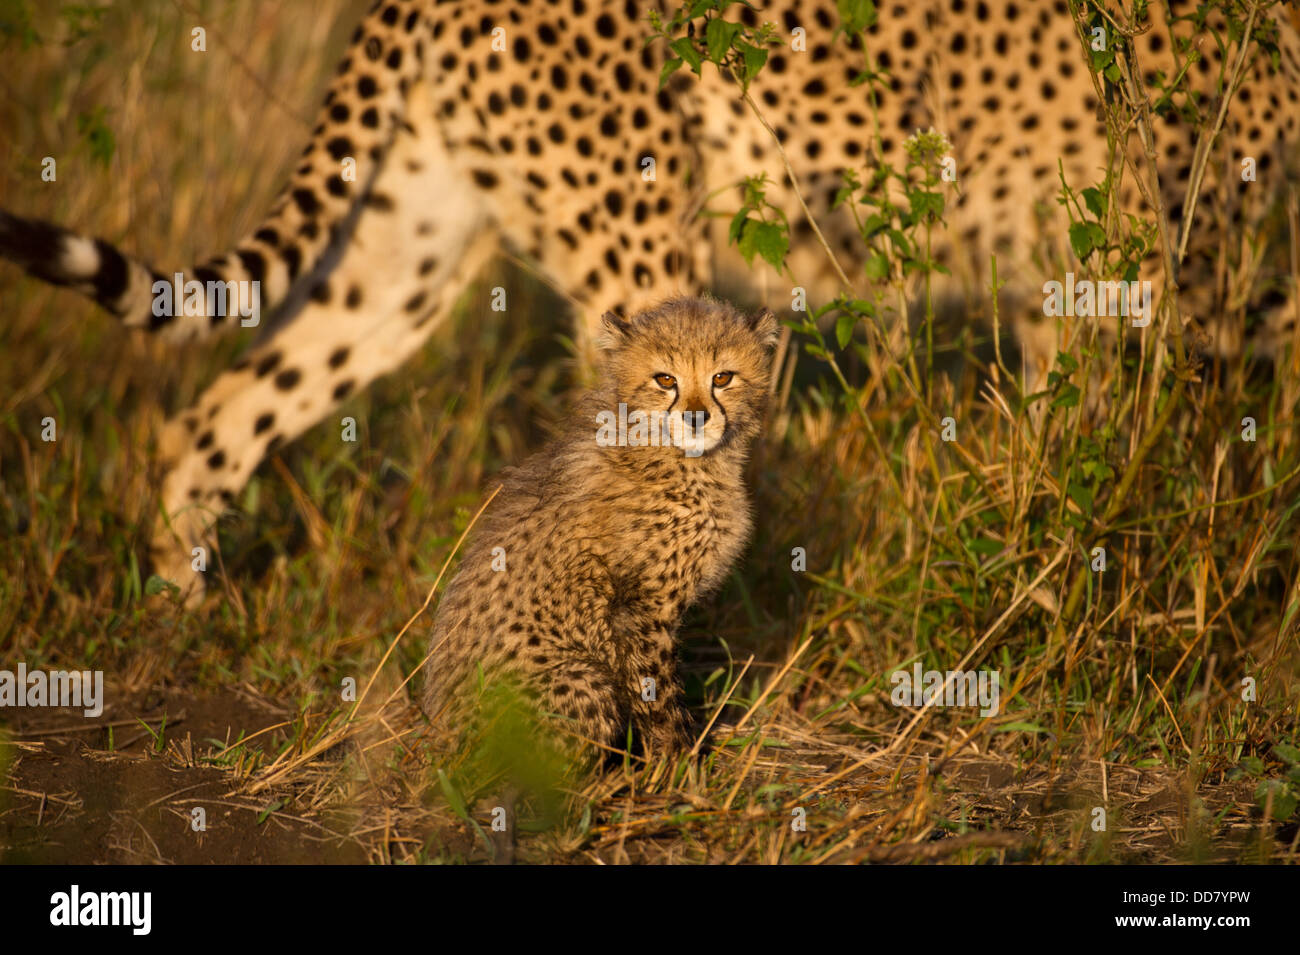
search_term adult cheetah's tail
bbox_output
[0,210,180,330]
[0,1,428,343]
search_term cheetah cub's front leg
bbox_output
[617,609,695,754]
[424,296,778,758]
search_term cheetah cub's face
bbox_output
[600,297,779,457]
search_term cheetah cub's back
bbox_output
[424,296,778,755]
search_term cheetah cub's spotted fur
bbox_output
[424,296,777,755]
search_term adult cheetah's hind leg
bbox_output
[152,80,499,604]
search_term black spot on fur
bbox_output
[292,189,321,216]
[236,249,266,283]
[254,413,275,435]
[274,368,302,391]
[282,246,302,280]
[326,136,353,160]
[255,352,282,378]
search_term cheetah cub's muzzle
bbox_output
[423,296,778,759]
[598,297,777,458]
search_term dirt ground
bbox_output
[3,683,1293,864]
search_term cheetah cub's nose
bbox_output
[687,410,710,430]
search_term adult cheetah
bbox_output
[1,0,1297,601]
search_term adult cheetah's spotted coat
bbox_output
[0,0,1297,601]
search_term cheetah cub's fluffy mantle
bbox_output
[424,296,777,755]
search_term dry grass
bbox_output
[1,0,1298,864]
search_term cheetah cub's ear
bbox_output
[598,310,632,349]
[747,307,779,348]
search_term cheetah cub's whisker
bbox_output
[424,296,778,756]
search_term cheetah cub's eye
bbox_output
[712,371,735,387]
[653,373,677,389]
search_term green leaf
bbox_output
[967,537,1004,556]
[886,228,913,256]
[836,0,878,35]
[831,185,855,209]
[1069,221,1100,259]
[1255,779,1298,820]
[256,799,284,825]
[1081,186,1107,219]
[864,252,889,281]
[728,208,749,245]
[738,41,767,85]
[908,188,944,221]
[739,219,787,269]
[1239,755,1266,776]
[1273,743,1300,766]
[437,769,472,822]
[835,312,856,349]
[1050,383,1081,409]
[705,18,740,64]
[737,220,759,264]
[670,36,704,74]
[1067,481,1094,517]
[658,56,684,89]
[754,221,788,268]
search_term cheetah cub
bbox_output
[424,296,777,756]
